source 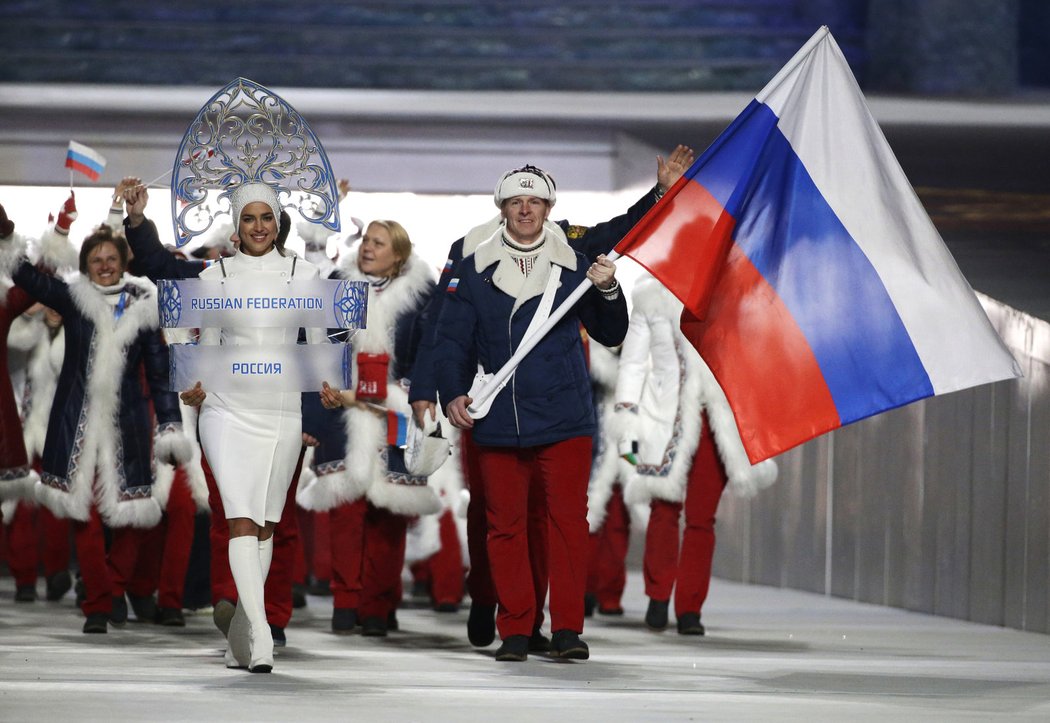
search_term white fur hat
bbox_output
[494,165,556,207]
[230,182,282,225]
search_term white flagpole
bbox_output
[142,168,173,188]
[466,250,621,417]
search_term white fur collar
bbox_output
[474,224,577,311]
[68,273,159,344]
[338,250,434,355]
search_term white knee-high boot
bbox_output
[259,536,273,581]
[228,535,274,672]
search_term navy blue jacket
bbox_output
[434,242,628,448]
[410,186,660,408]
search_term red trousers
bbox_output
[295,509,331,585]
[429,508,465,606]
[329,497,367,609]
[461,431,495,606]
[463,431,549,631]
[643,414,728,617]
[478,436,590,638]
[359,502,408,620]
[126,468,197,609]
[4,502,71,586]
[586,483,630,611]
[74,507,141,616]
[203,448,304,628]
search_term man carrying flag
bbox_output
[65,141,107,182]
[615,26,1022,463]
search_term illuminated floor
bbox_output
[1,574,1048,721]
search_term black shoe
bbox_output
[676,612,705,636]
[128,593,158,623]
[433,602,459,613]
[550,629,589,660]
[270,624,286,647]
[156,607,186,627]
[14,584,37,602]
[83,613,109,634]
[74,577,85,606]
[306,578,331,596]
[467,602,496,647]
[528,629,551,653]
[387,610,399,632]
[645,598,669,630]
[494,635,529,662]
[598,606,625,616]
[361,616,388,637]
[332,607,358,634]
[584,592,597,618]
[110,595,128,626]
[291,583,308,609]
[410,579,430,600]
[46,570,72,601]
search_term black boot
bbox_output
[83,613,109,634]
[583,592,597,618]
[494,635,529,662]
[157,607,186,627]
[270,624,287,647]
[361,616,388,637]
[291,583,308,609]
[45,570,72,601]
[528,628,551,653]
[14,584,37,602]
[332,607,358,634]
[550,629,590,660]
[110,595,128,626]
[677,612,705,636]
[467,602,496,647]
[645,598,669,630]
[127,592,158,623]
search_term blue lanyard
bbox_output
[113,290,127,320]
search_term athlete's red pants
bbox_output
[643,414,728,617]
[478,436,590,638]
[586,483,630,611]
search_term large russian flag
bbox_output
[615,27,1022,463]
[65,140,107,181]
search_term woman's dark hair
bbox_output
[274,210,291,256]
[78,225,130,274]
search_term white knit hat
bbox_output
[230,182,282,225]
[494,165,556,207]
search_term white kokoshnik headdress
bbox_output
[170,77,341,246]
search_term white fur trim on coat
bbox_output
[325,251,442,516]
[35,274,162,527]
[35,227,79,272]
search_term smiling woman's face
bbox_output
[237,201,278,256]
[86,241,124,286]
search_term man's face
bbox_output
[501,196,550,245]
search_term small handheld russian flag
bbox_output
[65,141,107,181]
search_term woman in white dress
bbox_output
[177,182,321,673]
